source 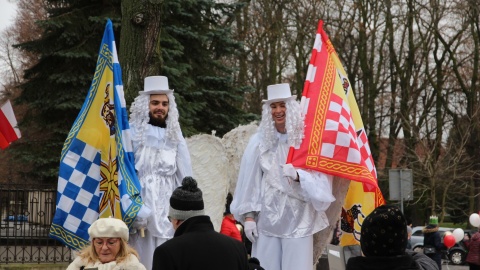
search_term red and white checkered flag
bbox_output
[287,20,379,188]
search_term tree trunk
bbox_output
[120,0,163,104]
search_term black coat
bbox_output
[152,215,249,270]
[422,226,443,270]
[346,253,439,270]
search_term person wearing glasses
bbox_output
[66,217,146,270]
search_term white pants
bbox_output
[252,234,314,270]
[129,230,168,270]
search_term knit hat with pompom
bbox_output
[168,177,205,220]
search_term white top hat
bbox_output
[138,76,174,95]
[262,83,296,103]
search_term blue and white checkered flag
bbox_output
[49,19,144,251]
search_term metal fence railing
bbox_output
[0,183,71,264]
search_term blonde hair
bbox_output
[76,238,140,265]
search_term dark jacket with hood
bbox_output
[152,215,249,270]
[422,225,443,269]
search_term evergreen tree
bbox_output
[158,0,255,136]
[14,0,122,183]
[12,0,254,183]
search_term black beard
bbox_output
[148,113,167,128]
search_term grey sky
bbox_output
[0,0,17,31]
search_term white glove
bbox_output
[282,163,298,181]
[133,217,147,230]
[244,220,258,243]
[130,204,151,234]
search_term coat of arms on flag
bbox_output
[49,19,144,251]
[287,20,385,246]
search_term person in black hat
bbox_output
[346,205,439,270]
[152,177,249,270]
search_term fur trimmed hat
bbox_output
[169,177,205,220]
[360,205,408,257]
[88,217,129,241]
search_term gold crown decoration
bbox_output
[429,215,438,225]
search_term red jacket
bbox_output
[220,216,242,242]
[466,231,480,265]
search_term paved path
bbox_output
[442,263,468,270]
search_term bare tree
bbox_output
[0,0,46,100]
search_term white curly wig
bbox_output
[258,99,305,151]
[129,92,181,144]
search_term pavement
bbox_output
[442,263,468,270]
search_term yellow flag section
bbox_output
[325,21,386,246]
[76,76,121,219]
[340,181,385,245]
[287,19,385,245]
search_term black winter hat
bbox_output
[169,177,205,220]
[360,204,407,257]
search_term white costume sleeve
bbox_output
[230,133,263,223]
[129,125,139,153]
[297,169,335,212]
[175,133,193,186]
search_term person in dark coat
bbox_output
[422,216,443,270]
[152,177,249,270]
[465,227,480,270]
[346,205,439,270]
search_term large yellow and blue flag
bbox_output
[49,19,144,251]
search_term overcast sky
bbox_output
[0,1,17,90]
[0,0,17,31]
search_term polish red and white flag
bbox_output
[0,100,21,149]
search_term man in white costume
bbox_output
[129,76,193,270]
[230,83,336,270]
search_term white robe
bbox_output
[230,131,335,238]
[129,124,192,270]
